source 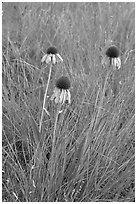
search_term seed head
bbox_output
[46,46,58,55]
[56,76,71,90]
[106,45,120,58]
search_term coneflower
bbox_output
[41,46,63,64]
[51,76,71,105]
[39,46,63,133]
[49,76,71,183]
[105,45,121,69]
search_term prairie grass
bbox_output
[2,2,135,202]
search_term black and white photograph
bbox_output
[2,2,135,202]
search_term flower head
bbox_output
[105,45,121,70]
[51,76,71,105]
[106,45,120,58]
[41,46,63,64]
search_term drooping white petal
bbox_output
[112,57,121,70]
[59,89,65,104]
[55,88,60,104]
[62,90,67,104]
[41,54,48,63]
[46,55,52,64]
[52,54,56,64]
[50,90,56,101]
[51,88,59,103]
[66,90,71,104]
[111,58,115,69]
[56,53,63,62]
[116,57,121,69]
[113,58,117,67]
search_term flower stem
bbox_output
[39,63,52,133]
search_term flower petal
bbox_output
[55,88,60,103]
[52,54,56,64]
[41,54,48,63]
[46,55,52,64]
[62,90,67,104]
[116,57,121,69]
[112,58,121,70]
[50,91,56,101]
[66,90,71,104]
[56,53,63,62]
[59,90,65,104]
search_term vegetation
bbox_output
[2,2,135,202]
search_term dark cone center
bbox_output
[47,46,58,55]
[56,76,71,90]
[106,46,120,58]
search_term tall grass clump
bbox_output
[2,2,135,202]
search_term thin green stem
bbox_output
[39,63,52,133]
